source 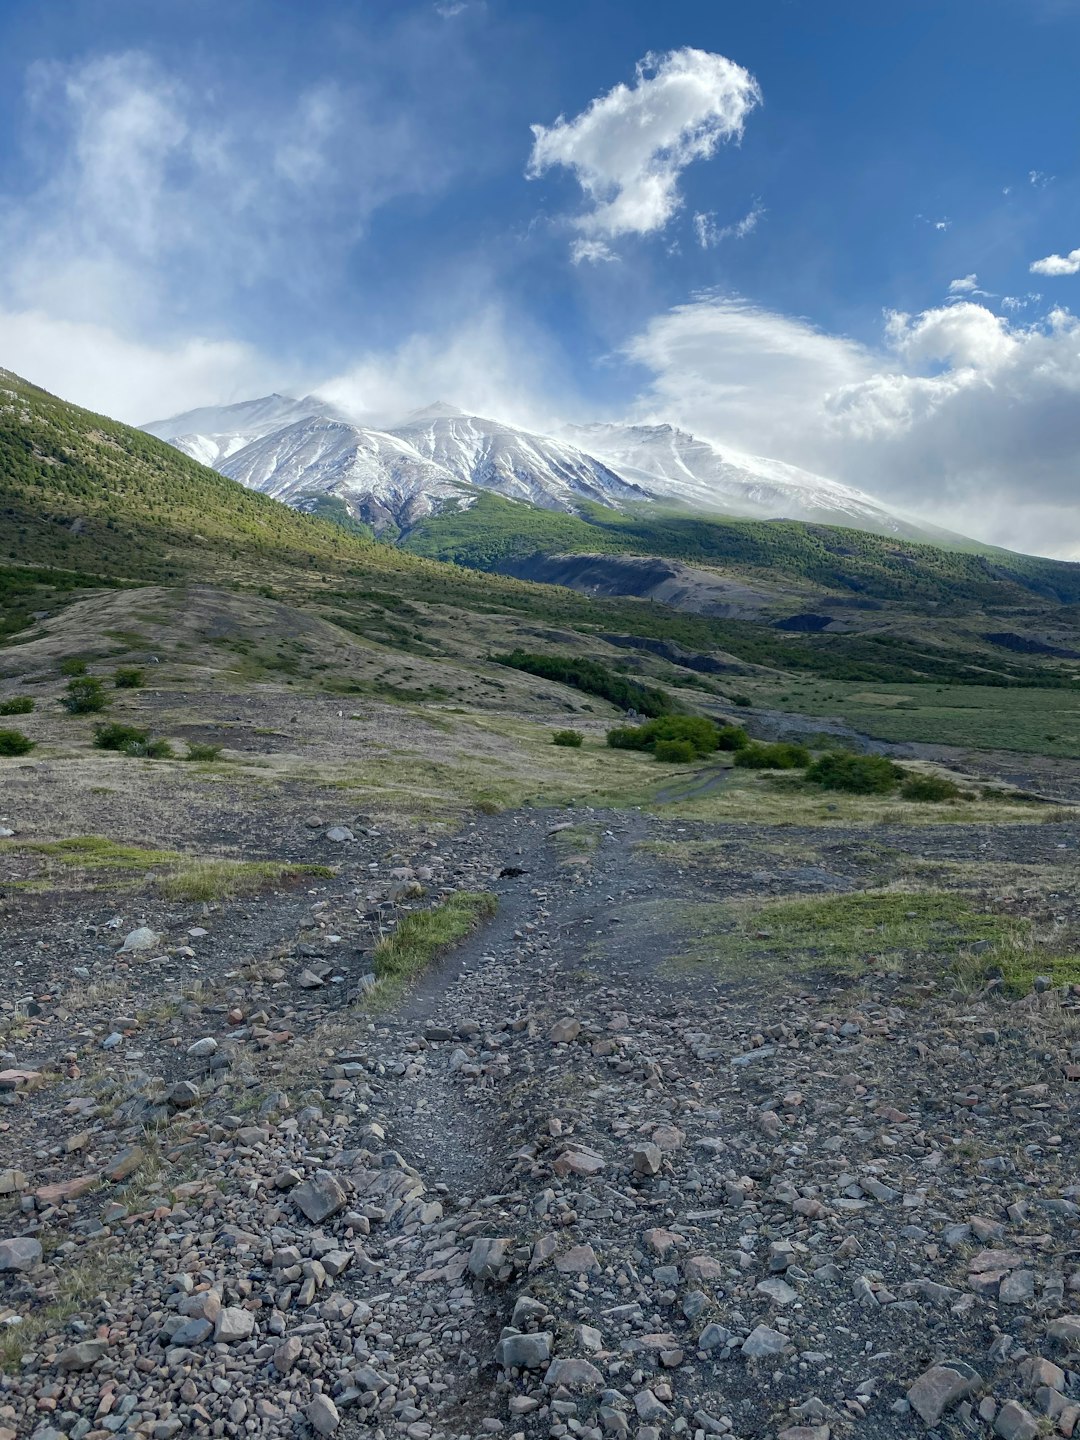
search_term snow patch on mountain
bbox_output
[143,393,932,539]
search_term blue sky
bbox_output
[1,0,1079,553]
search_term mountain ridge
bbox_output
[143,391,936,542]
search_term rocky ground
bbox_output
[2,784,1080,1440]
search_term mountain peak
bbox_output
[403,401,464,421]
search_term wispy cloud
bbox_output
[527,48,761,258]
[693,200,764,248]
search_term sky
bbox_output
[0,0,1079,557]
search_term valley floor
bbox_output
[2,668,1080,1440]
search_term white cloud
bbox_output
[527,48,760,253]
[626,293,1080,555]
[693,200,763,248]
[570,237,618,265]
[947,274,979,294]
[1031,246,1080,276]
[0,309,280,422]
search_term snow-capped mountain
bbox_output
[564,422,914,535]
[142,393,928,539]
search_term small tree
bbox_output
[0,729,34,756]
[63,677,108,714]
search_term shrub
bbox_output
[94,723,149,751]
[654,738,696,763]
[607,716,717,756]
[0,696,34,715]
[185,742,224,762]
[126,737,173,759]
[900,773,962,803]
[59,657,87,676]
[62,677,108,713]
[552,730,583,748]
[607,726,645,750]
[492,649,672,717]
[734,742,811,770]
[805,751,901,795]
[0,729,34,756]
[729,693,753,708]
[114,667,144,689]
[715,724,750,752]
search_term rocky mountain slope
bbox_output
[143,394,923,540]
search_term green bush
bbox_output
[126,737,173,759]
[185,742,224,762]
[729,693,753,708]
[0,729,34,756]
[0,696,34,716]
[900,773,962,802]
[654,738,696,763]
[805,751,901,795]
[606,726,643,750]
[734,741,811,770]
[716,724,750,752]
[94,723,148,751]
[59,657,87,676]
[113,666,144,689]
[492,649,672,717]
[552,730,583,748]
[62,677,108,714]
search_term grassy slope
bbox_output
[404,493,1080,608]
[2,368,1078,700]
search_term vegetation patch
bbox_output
[493,649,672,717]
[734,741,810,770]
[806,751,902,794]
[0,728,34,756]
[157,860,334,902]
[674,889,1025,981]
[62,676,108,713]
[0,695,34,715]
[900,773,963,803]
[608,715,745,760]
[370,891,497,999]
[552,729,583,748]
[113,666,145,688]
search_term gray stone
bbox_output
[698,1323,731,1351]
[167,1080,200,1109]
[632,1143,662,1177]
[119,926,160,953]
[0,1236,42,1271]
[999,1269,1035,1304]
[906,1361,982,1427]
[325,827,354,843]
[469,1236,512,1280]
[186,1036,218,1058]
[544,1358,604,1389]
[292,1170,348,1224]
[56,1339,108,1370]
[214,1306,255,1343]
[741,1325,790,1358]
[495,1331,554,1369]
[1047,1315,1080,1348]
[756,1277,798,1305]
[307,1394,341,1435]
[994,1401,1039,1440]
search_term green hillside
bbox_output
[2,368,1078,693]
[403,493,1080,608]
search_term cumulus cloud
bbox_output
[626,293,1080,555]
[1031,246,1080,276]
[948,274,979,294]
[527,48,760,254]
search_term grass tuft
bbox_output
[370,891,497,997]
